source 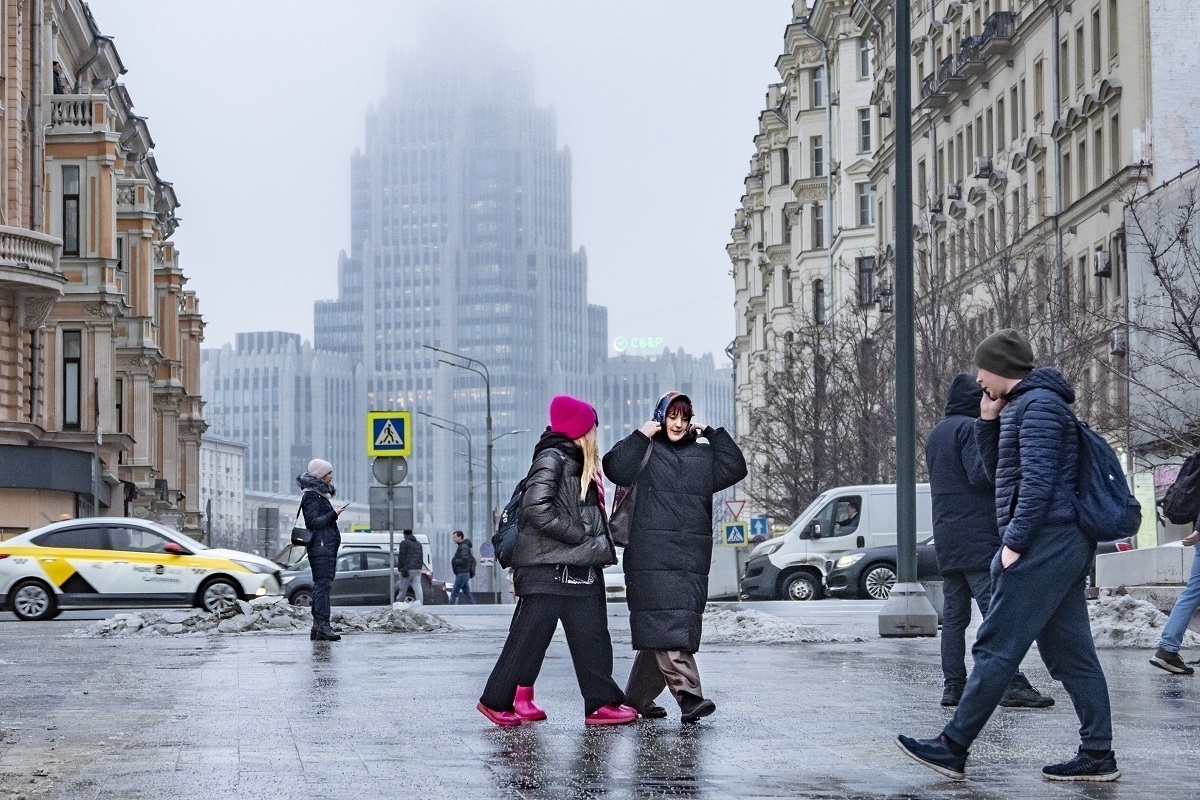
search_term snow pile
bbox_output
[1089,592,1200,649]
[76,598,452,638]
[701,607,863,645]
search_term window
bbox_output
[781,209,792,245]
[997,99,1006,149]
[857,257,877,306]
[857,183,876,227]
[1019,79,1027,134]
[1035,164,1047,220]
[783,266,794,305]
[811,495,863,539]
[62,330,81,430]
[1094,126,1104,186]
[812,203,825,248]
[62,166,80,256]
[1075,25,1085,90]
[918,159,928,206]
[813,279,826,325]
[812,66,825,108]
[1034,60,1045,119]
[1091,8,1102,75]
[1062,151,1072,205]
[779,148,790,185]
[115,237,123,271]
[109,526,173,553]
[858,108,872,152]
[1110,113,1120,170]
[1078,138,1088,196]
[364,553,393,571]
[1077,254,1089,306]
[985,107,994,156]
[336,553,363,573]
[115,378,124,433]
[811,136,825,177]
[858,37,871,79]
[33,527,109,550]
[1108,0,1118,63]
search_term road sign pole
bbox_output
[388,485,396,604]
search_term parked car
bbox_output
[604,550,626,601]
[0,518,283,621]
[282,548,447,606]
[824,538,940,600]
[741,483,934,601]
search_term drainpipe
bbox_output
[29,0,44,424]
[799,16,835,352]
[74,37,113,88]
[855,0,885,52]
[1051,3,1065,355]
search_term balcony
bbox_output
[0,226,64,329]
[48,94,113,136]
[981,11,1017,55]
[957,36,987,76]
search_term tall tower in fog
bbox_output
[315,45,598,575]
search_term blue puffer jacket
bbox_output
[974,368,1079,554]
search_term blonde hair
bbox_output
[575,427,600,500]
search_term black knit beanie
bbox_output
[973,328,1035,379]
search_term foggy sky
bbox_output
[94,1,790,361]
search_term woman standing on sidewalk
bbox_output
[478,395,636,727]
[603,392,747,722]
[298,458,346,642]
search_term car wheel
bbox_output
[10,579,58,621]
[199,577,241,614]
[861,563,897,600]
[782,572,819,601]
[289,588,313,607]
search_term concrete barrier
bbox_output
[1095,545,1193,588]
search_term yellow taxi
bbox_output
[0,518,283,621]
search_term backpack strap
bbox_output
[634,440,654,479]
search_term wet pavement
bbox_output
[1,601,1197,799]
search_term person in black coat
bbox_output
[298,458,345,642]
[478,395,635,728]
[926,374,1053,709]
[449,531,476,605]
[603,391,747,723]
[900,329,1118,783]
[395,531,424,603]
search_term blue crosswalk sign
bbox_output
[723,522,747,547]
[750,517,768,543]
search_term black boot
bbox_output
[679,692,716,724]
[941,684,963,707]
[311,623,341,642]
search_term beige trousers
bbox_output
[624,649,703,710]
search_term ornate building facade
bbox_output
[0,0,204,536]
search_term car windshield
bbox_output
[146,521,208,550]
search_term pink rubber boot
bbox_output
[513,685,547,721]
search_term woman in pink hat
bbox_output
[477,394,636,727]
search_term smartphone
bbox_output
[338,502,351,511]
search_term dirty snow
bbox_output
[701,607,863,645]
[1088,591,1200,649]
[76,597,453,638]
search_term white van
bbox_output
[739,483,933,601]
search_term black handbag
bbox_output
[608,441,654,548]
[289,502,312,547]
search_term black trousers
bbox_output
[480,592,625,715]
[309,553,336,628]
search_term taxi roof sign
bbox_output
[366,411,412,457]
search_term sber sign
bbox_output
[613,336,665,353]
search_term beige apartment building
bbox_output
[0,0,205,537]
[731,0,1200,516]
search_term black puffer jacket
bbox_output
[511,432,615,568]
[396,534,423,572]
[603,424,747,652]
[451,539,474,574]
[975,367,1082,554]
[298,472,341,563]
[925,374,1000,574]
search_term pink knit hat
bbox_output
[549,395,597,440]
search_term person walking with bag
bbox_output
[603,392,747,723]
[898,329,1118,782]
[478,395,635,728]
[298,458,346,642]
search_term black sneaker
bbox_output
[1150,647,1195,675]
[940,685,963,707]
[895,734,966,780]
[1042,749,1120,782]
[679,694,716,724]
[999,684,1055,708]
[638,704,668,719]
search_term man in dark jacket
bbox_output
[926,374,1053,709]
[449,530,476,605]
[899,330,1118,783]
[395,531,424,604]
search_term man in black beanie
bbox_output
[897,329,1118,782]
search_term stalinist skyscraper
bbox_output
[315,40,603,580]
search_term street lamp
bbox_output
[420,411,474,539]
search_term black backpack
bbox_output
[1073,420,1141,543]
[1161,451,1200,525]
[492,450,563,569]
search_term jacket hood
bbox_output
[1009,367,1076,404]
[652,391,693,425]
[533,429,579,459]
[297,472,336,497]
[944,374,984,418]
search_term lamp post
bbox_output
[421,412,474,539]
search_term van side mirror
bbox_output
[811,522,821,540]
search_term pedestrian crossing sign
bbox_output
[722,522,748,548]
[366,411,412,457]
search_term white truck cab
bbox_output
[740,483,932,600]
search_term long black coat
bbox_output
[298,473,341,576]
[603,427,747,652]
[925,374,1001,574]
